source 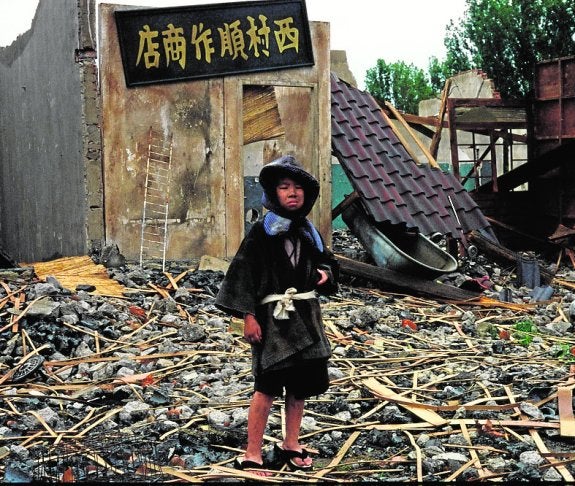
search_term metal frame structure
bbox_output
[446,98,528,192]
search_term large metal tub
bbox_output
[342,202,458,280]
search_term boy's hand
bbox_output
[244,313,262,344]
[316,269,328,286]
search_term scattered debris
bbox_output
[29,255,127,297]
[0,230,574,482]
[0,245,17,270]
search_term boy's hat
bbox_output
[259,155,319,217]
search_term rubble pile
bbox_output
[0,231,574,482]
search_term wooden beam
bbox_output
[476,140,575,193]
[429,79,451,159]
[467,230,554,284]
[335,254,480,301]
[485,217,556,247]
[447,98,461,180]
[489,131,499,192]
[549,223,575,241]
[378,105,422,164]
[332,191,360,220]
[385,101,440,168]
[379,104,447,129]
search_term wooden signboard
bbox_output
[115,0,314,87]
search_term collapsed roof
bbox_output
[330,73,496,242]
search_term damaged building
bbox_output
[0,0,574,280]
[2,1,575,483]
[0,0,332,265]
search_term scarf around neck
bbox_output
[263,211,324,252]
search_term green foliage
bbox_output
[512,319,537,347]
[365,60,437,114]
[364,0,575,108]
[428,57,449,94]
[554,343,575,362]
[444,0,575,99]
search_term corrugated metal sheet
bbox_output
[330,73,493,240]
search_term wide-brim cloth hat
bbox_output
[259,155,319,218]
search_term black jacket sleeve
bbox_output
[316,245,339,296]
[215,227,261,319]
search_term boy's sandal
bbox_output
[274,443,313,471]
[234,456,265,471]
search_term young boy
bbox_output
[216,155,338,474]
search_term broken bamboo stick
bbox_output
[363,377,447,426]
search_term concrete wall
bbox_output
[0,0,102,263]
[331,50,357,88]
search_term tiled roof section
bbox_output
[330,73,492,240]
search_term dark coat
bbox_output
[215,222,338,375]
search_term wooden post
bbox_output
[335,255,480,301]
[447,98,460,180]
[429,79,451,160]
[378,104,422,165]
[490,131,499,192]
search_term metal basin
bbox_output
[342,202,458,280]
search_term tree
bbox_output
[365,60,436,114]
[444,0,575,99]
[428,19,474,93]
[365,1,575,107]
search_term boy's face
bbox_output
[276,177,305,212]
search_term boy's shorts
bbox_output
[254,359,329,399]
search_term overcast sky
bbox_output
[0,0,467,89]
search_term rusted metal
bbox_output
[533,56,575,158]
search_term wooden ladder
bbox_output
[139,127,173,271]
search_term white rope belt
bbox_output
[260,287,317,320]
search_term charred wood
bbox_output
[467,230,554,284]
[335,254,480,301]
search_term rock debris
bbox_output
[0,231,574,482]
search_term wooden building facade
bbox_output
[99,3,332,261]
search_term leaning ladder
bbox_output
[139,127,173,271]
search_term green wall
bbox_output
[331,163,354,229]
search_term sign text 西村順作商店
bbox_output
[114,0,314,87]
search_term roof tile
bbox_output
[331,73,492,240]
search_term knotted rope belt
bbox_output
[260,287,317,320]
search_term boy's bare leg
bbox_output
[241,390,274,474]
[281,394,313,468]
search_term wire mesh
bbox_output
[33,434,173,483]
